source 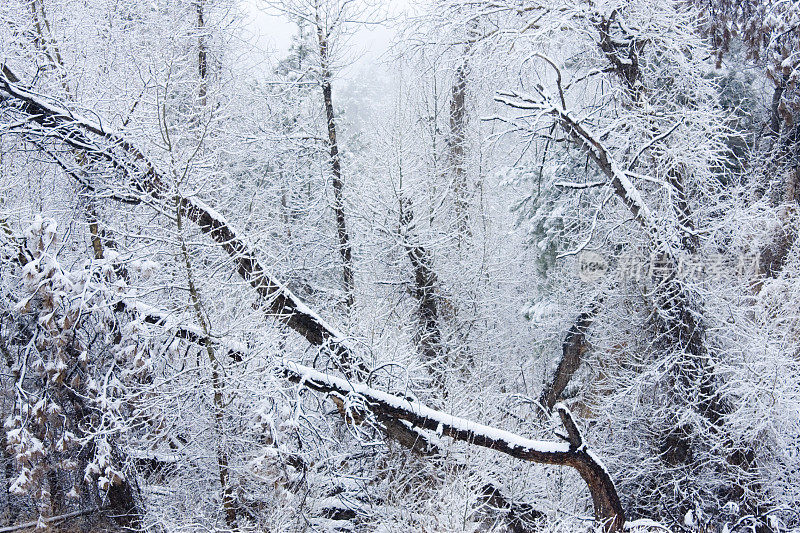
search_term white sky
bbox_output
[239,2,416,133]
[241,2,412,82]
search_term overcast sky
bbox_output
[241,2,415,83]
[240,2,415,132]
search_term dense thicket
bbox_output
[1,0,799,532]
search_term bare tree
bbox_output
[262,0,376,312]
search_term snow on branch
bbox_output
[0,65,362,374]
[281,359,571,458]
[279,360,626,532]
[129,301,249,361]
[2,63,627,532]
[0,207,249,363]
[494,88,664,246]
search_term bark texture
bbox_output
[316,21,355,311]
[540,305,599,412]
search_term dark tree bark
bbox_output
[449,58,470,237]
[399,195,446,391]
[757,122,800,280]
[316,20,355,311]
[0,421,18,525]
[595,10,645,100]
[540,305,599,412]
[477,483,544,532]
[768,82,785,141]
[0,320,19,524]
[196,0,208,109]
[65,387,143,529]
[666,168,700,254]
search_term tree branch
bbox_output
[280,360,625,532]
[1,65,625,531]
[540,304,600,412]
[0,65,364,376]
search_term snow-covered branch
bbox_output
[2,67,561,529]
[279,360,625,531]
[0,65,361,374]
[495,88,661,241]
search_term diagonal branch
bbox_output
[0,65,362,375]
[280,360,625,532]
[495,89,660,240]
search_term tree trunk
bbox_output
[399,194,446,391]
[196,0,208,110]
[316,20,355,311]
[449,57,469,237]
[176,197,238,529]
[281,361,625,532]
[540,305,599,412]
[0,422,18,525]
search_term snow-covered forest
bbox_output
[1,0,799,531]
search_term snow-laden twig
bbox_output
[495,88,661,240]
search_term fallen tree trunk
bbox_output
[280,360,625,532]
[0,508,99,533]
